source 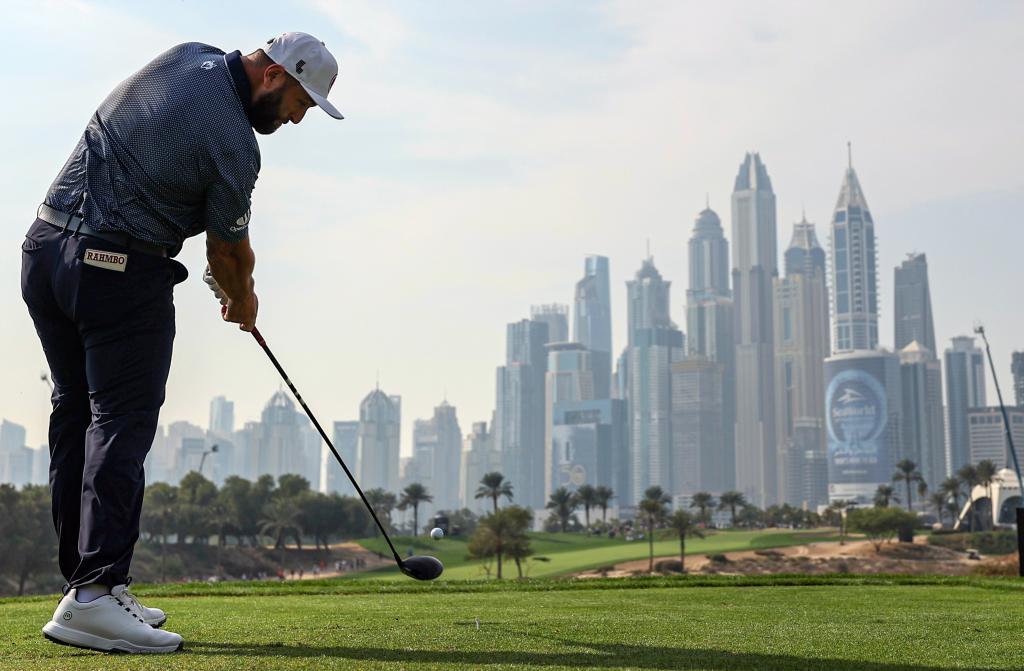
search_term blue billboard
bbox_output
[825,353,896,502]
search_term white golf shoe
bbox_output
[42,589,183,654]
[111,584,167,628]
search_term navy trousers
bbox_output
[20,218,187,589]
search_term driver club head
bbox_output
[400,555,444,581]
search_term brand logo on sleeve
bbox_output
[229,210,251,233]
[84,249,128,272]
[201,60,216,70]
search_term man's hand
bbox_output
[222,293,259,332]
[206,233,258,331]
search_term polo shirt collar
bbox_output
[225,50,253,122]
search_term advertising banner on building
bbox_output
[825,354,893,502]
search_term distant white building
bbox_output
[967,407,1024,469]
[956,468,1023,530]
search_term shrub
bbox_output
[847,507,919,551]
[928,531,1017,555]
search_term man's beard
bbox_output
[251,88,285,135]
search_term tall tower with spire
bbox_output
[829,144,879,352]
[774,218,830,508]
[685,203,735,492]
[731,152,779,507]
[623,256,684,503]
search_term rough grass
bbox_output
[2,576,1022,670]
[356,528,844,579]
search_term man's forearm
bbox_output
[206,239,256,302]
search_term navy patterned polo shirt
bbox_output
[44,42,260,256]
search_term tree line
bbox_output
[1,458,1003,592]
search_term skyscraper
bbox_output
[624,257,685,503]
[257,391,322,488]
[894,253,937,354]
[531,304,570,344]
[0,420,31,486]
[685,205,736,492]
[208,395,235,437]
[731,152,779,506]
[824,349,903,504]
[670,358,725,496]
[495,318,549,510]
[774,219,830,508]
[574,255,613,399]
[945,336,987,474]
[549,399,626,502]
[408,401,462,514]
[357,388,401,493]
[968,407,1024,469]
[829,146,879,352]
[0,419,26,454]
[544,342,596,500]
[460,421,501,513]
[1012,352,1024,407]
[326,420,359,495]
[900,341,947,491]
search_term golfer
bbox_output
[21,32,342,653]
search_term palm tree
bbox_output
[640,487,671,571]
[976,460,1000,530]
[397,483,433,536]
[594,486,615,525]
[690,491,716,526]
[892,459,922,511]
[929,492,948,527]
[501,507,535,578]
[364,488,398,535]
[940,476,963,516]
[917,479,929,502]
[666,509,705,572]
[475,472,514,514]
[468,506,531,579]
[546,487,578,532]
[874,484,899,508]
[206,502,236,575]
[824,499,851,544]
[575,485,599,529]
[717,491,746,527]
[260,499,302,570]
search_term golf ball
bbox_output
[430,527,444,540]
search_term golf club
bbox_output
[250,327,444,581]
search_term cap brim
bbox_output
[301,83,344,120]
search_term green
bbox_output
[1,576,1021,670]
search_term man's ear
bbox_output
[263,63,288,89]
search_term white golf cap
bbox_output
[265,32,343,119]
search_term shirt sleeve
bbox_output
[204,149,258,242]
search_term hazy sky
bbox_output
[2,1,1023,457]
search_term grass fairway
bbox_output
[356,528,843,579]
[1,576,1022,670]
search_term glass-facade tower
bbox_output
[829,147,879,352]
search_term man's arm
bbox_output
[206,233,258,331]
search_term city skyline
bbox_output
[2,3,1023,497]
[5,140,1024,507]
[0,1,1019,467]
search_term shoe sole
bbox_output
[146,616,167,629]
[42,622,182,654]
